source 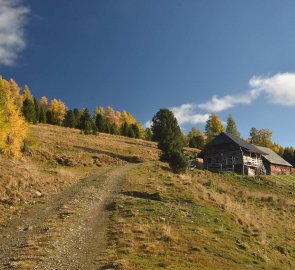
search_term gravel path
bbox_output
[0,165,133,270]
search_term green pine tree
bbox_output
[73,108,81,128]
[121,122,130,137]
[151,108,185,161]
[95,113,106,132]
[33,97,40,123]
[130,123,140,138]
[144,128,152,141]
[39,106,47,123]
[46,110,53,124]
[79,108,92,134]
[226,114,240,137]
[22,98,36,123]
[64,110,76,128]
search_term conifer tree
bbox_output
[189,133,206,150]
[46,110,53,124]
[95,113,106,132]
[34,97,40,123]
[121,122,130,137]
[9,79,22,106]
[0,77,28,158]
[40,96,48,108]
[50,99,67,125]
[151,108,185,161]
[22,85,33,102]
[79,108,92,134]
[22,98,36,123]
[127,127,135,138]
[205,114,224,142]
[144,128,152,141]
[64,110,76,128]
[110,123,119,135]
[73,108,81,128]
[39,106,47,123]
[130,123,140,138]
[226,114,240,137]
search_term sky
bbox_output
[1,0,295,146]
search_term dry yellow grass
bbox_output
[0,124,159,225]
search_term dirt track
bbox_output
[0,165,133,270]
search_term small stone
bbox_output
[35,191,42,197]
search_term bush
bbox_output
[168,151,188,173]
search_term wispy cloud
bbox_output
[171,103,210,126]
[0,0,30,66]
[197,90,259,113]
[145,72,295,128]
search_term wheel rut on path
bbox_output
[0,165,134,270]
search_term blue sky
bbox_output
[1,0,295,146]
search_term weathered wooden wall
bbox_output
[270,164,291,175]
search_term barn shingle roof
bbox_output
[205,132,266,154]
[255,145,293,167]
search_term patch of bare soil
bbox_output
[0,165,134,270]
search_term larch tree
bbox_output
[50,99,67,125]
[205,114,224,142]
[9,79,23,107]
[226,115,240,137]
[40,96,48,108]
[249,128,273,147]
[22,85,33,102]
[188,128,206,150]
[0,77,28,159]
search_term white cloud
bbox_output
[197,91,258,113]
[0,0,30,66]
[249,73,295,106]
[143,120,152,128]
[171,103,210,126]
[144,72,295,128]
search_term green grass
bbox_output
[101,162,295,270]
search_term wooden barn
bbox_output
[255,146,292,175]
[198,132,267,175]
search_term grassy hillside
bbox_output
[1,124,294,269]
[0,124,159,224]
[101,163,295,269]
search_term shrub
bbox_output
[168,151,188,173]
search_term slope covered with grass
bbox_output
[102,162,295,270]
[0,124,159,224]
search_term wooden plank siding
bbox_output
[202,143,266,175]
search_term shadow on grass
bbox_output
[74,145,143,164]
[121,191,162,201]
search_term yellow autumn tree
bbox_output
[50,99,67,125]
[105,106,117,124]
[22,85,33,102]
[0,77,28,159]
[40,96,49,108]
[94,106,105,116]
[9,79,23,107]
